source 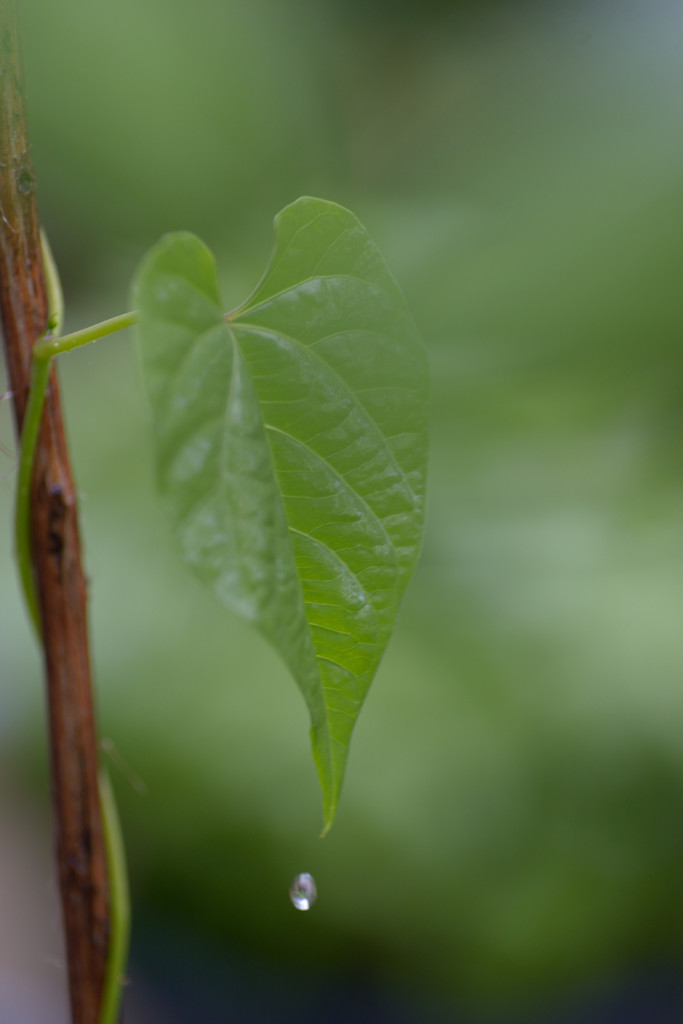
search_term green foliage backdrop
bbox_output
[1,0,681,1015]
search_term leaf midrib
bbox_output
[223,319,339,792]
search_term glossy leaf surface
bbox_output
[133,197,428,831]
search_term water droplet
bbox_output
[289,872,317,911]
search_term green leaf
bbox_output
[133,197,429,833]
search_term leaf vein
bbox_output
[235,322,417,506]
[265,423,398,562]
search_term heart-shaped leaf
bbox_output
[133,197,428,832]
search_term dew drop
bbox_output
[289,872,317,911]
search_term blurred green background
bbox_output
[1,0,682,1020]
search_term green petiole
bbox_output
[32,310,138,362]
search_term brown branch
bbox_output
[0,3,110,1022]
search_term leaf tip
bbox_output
[311,724,344,837]
[319,802,336,839]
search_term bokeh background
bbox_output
[1,0,682,1020]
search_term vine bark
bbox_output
[0,3,110,1021]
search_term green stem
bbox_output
[98,768,131,1024]
[14,301,136,1024]
[14,354,51,634]
[15,311,138,633]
